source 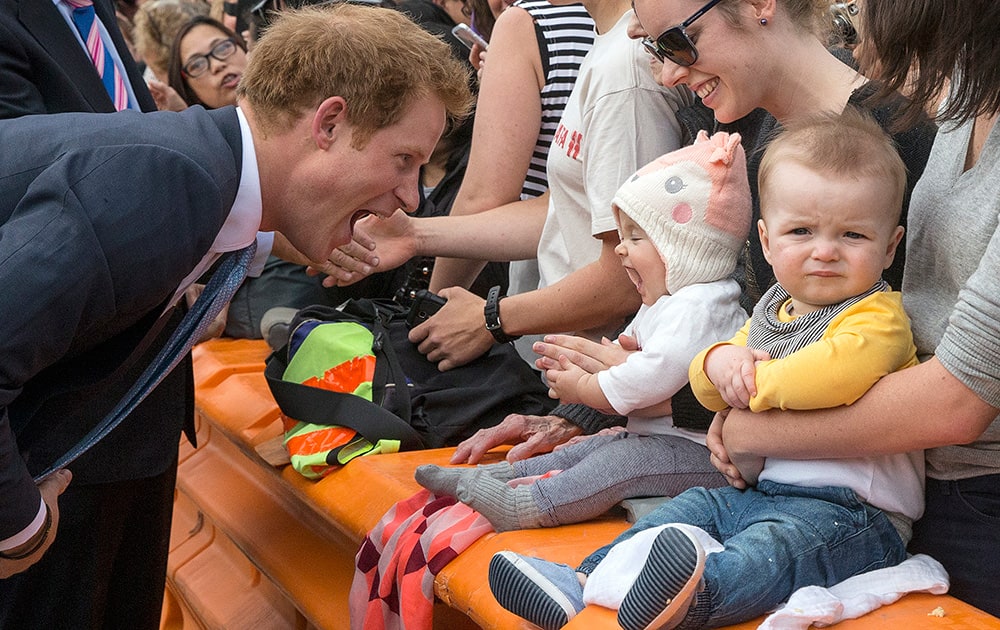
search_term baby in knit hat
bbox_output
[487,110,922,630]
[414,130,750,533]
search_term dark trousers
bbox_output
[0,460,177,630]
[908,474,1000,616]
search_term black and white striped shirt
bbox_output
[514,0,594,199]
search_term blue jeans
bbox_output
[578,481,906,628]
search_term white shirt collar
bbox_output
[168,106,263,307]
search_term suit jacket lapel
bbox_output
[18,0,114,112]
[17,0,155,113]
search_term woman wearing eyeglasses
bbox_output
[167,16,248,110]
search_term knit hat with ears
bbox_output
[612,130,751,294]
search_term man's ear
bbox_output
[758,218,773,266]
[312,96,348,149]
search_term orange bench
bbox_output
[162,338,1000,630]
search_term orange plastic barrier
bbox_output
[163,338,1000,630]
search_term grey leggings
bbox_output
[511,432,726,526]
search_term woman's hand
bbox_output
[449,414,583,464]
[148,79,188,112]
[533,333,638,374]
[310,211,417,287]
[707,409,765,488]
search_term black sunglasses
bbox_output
[638,0,723,66]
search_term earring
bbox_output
[759,17,768,25]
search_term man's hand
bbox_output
[449,414,583,464]
[0,469,72,578]
[313,211,417,287]
[533,333,638,373]
[703,345,770,409]
[408,286,494,371]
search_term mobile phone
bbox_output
[406,290,447,328]
[451,23,489,51]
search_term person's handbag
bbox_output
[264,298,554,479]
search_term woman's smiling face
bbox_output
[631,0,767,123]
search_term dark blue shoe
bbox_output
[618,526,705,630]
[489,551,585,630]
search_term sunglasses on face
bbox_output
[638,0,723,66]
[182,38,239,78]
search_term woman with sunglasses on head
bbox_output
[710,0,1000,615]
[167,16,248,109]
[630,0,936,303]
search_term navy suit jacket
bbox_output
[0,106,243,539]
[0,0,157,117]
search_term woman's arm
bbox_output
[430,6,545,291]
[722,357,998,463]
[320,193,550,287]
[410,232,639,371]
[722,203,1000,470]
[500,233,641,337]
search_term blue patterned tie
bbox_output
[33,242,257,482]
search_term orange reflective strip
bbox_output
[301,355,376,393]
[285,423,357,456]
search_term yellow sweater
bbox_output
[689,291,918,413]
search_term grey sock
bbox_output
[415,464,469,497]
[457,468,546,531]
[479,460,518,482]
[415,461,517,498]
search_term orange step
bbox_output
[163,338,1000,630]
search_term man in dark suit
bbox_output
[0,0,156,116]
[0,5,471,628]
[0,2,201,627]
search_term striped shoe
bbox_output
[488,551,585,630]
[617,526,706,630]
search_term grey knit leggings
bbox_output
[511,431,727,526]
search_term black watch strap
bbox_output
[484,285,521,344]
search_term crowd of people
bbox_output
[0,0,998,628]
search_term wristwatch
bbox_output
[484,285,521,344]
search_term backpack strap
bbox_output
[265,349,424,451]
[367,302,412,423]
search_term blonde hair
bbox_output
[238,4,473,145]
[758,109,907,225]
[133,0,210,79]
[713,0,831,39]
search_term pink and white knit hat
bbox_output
[612,130,752,294]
